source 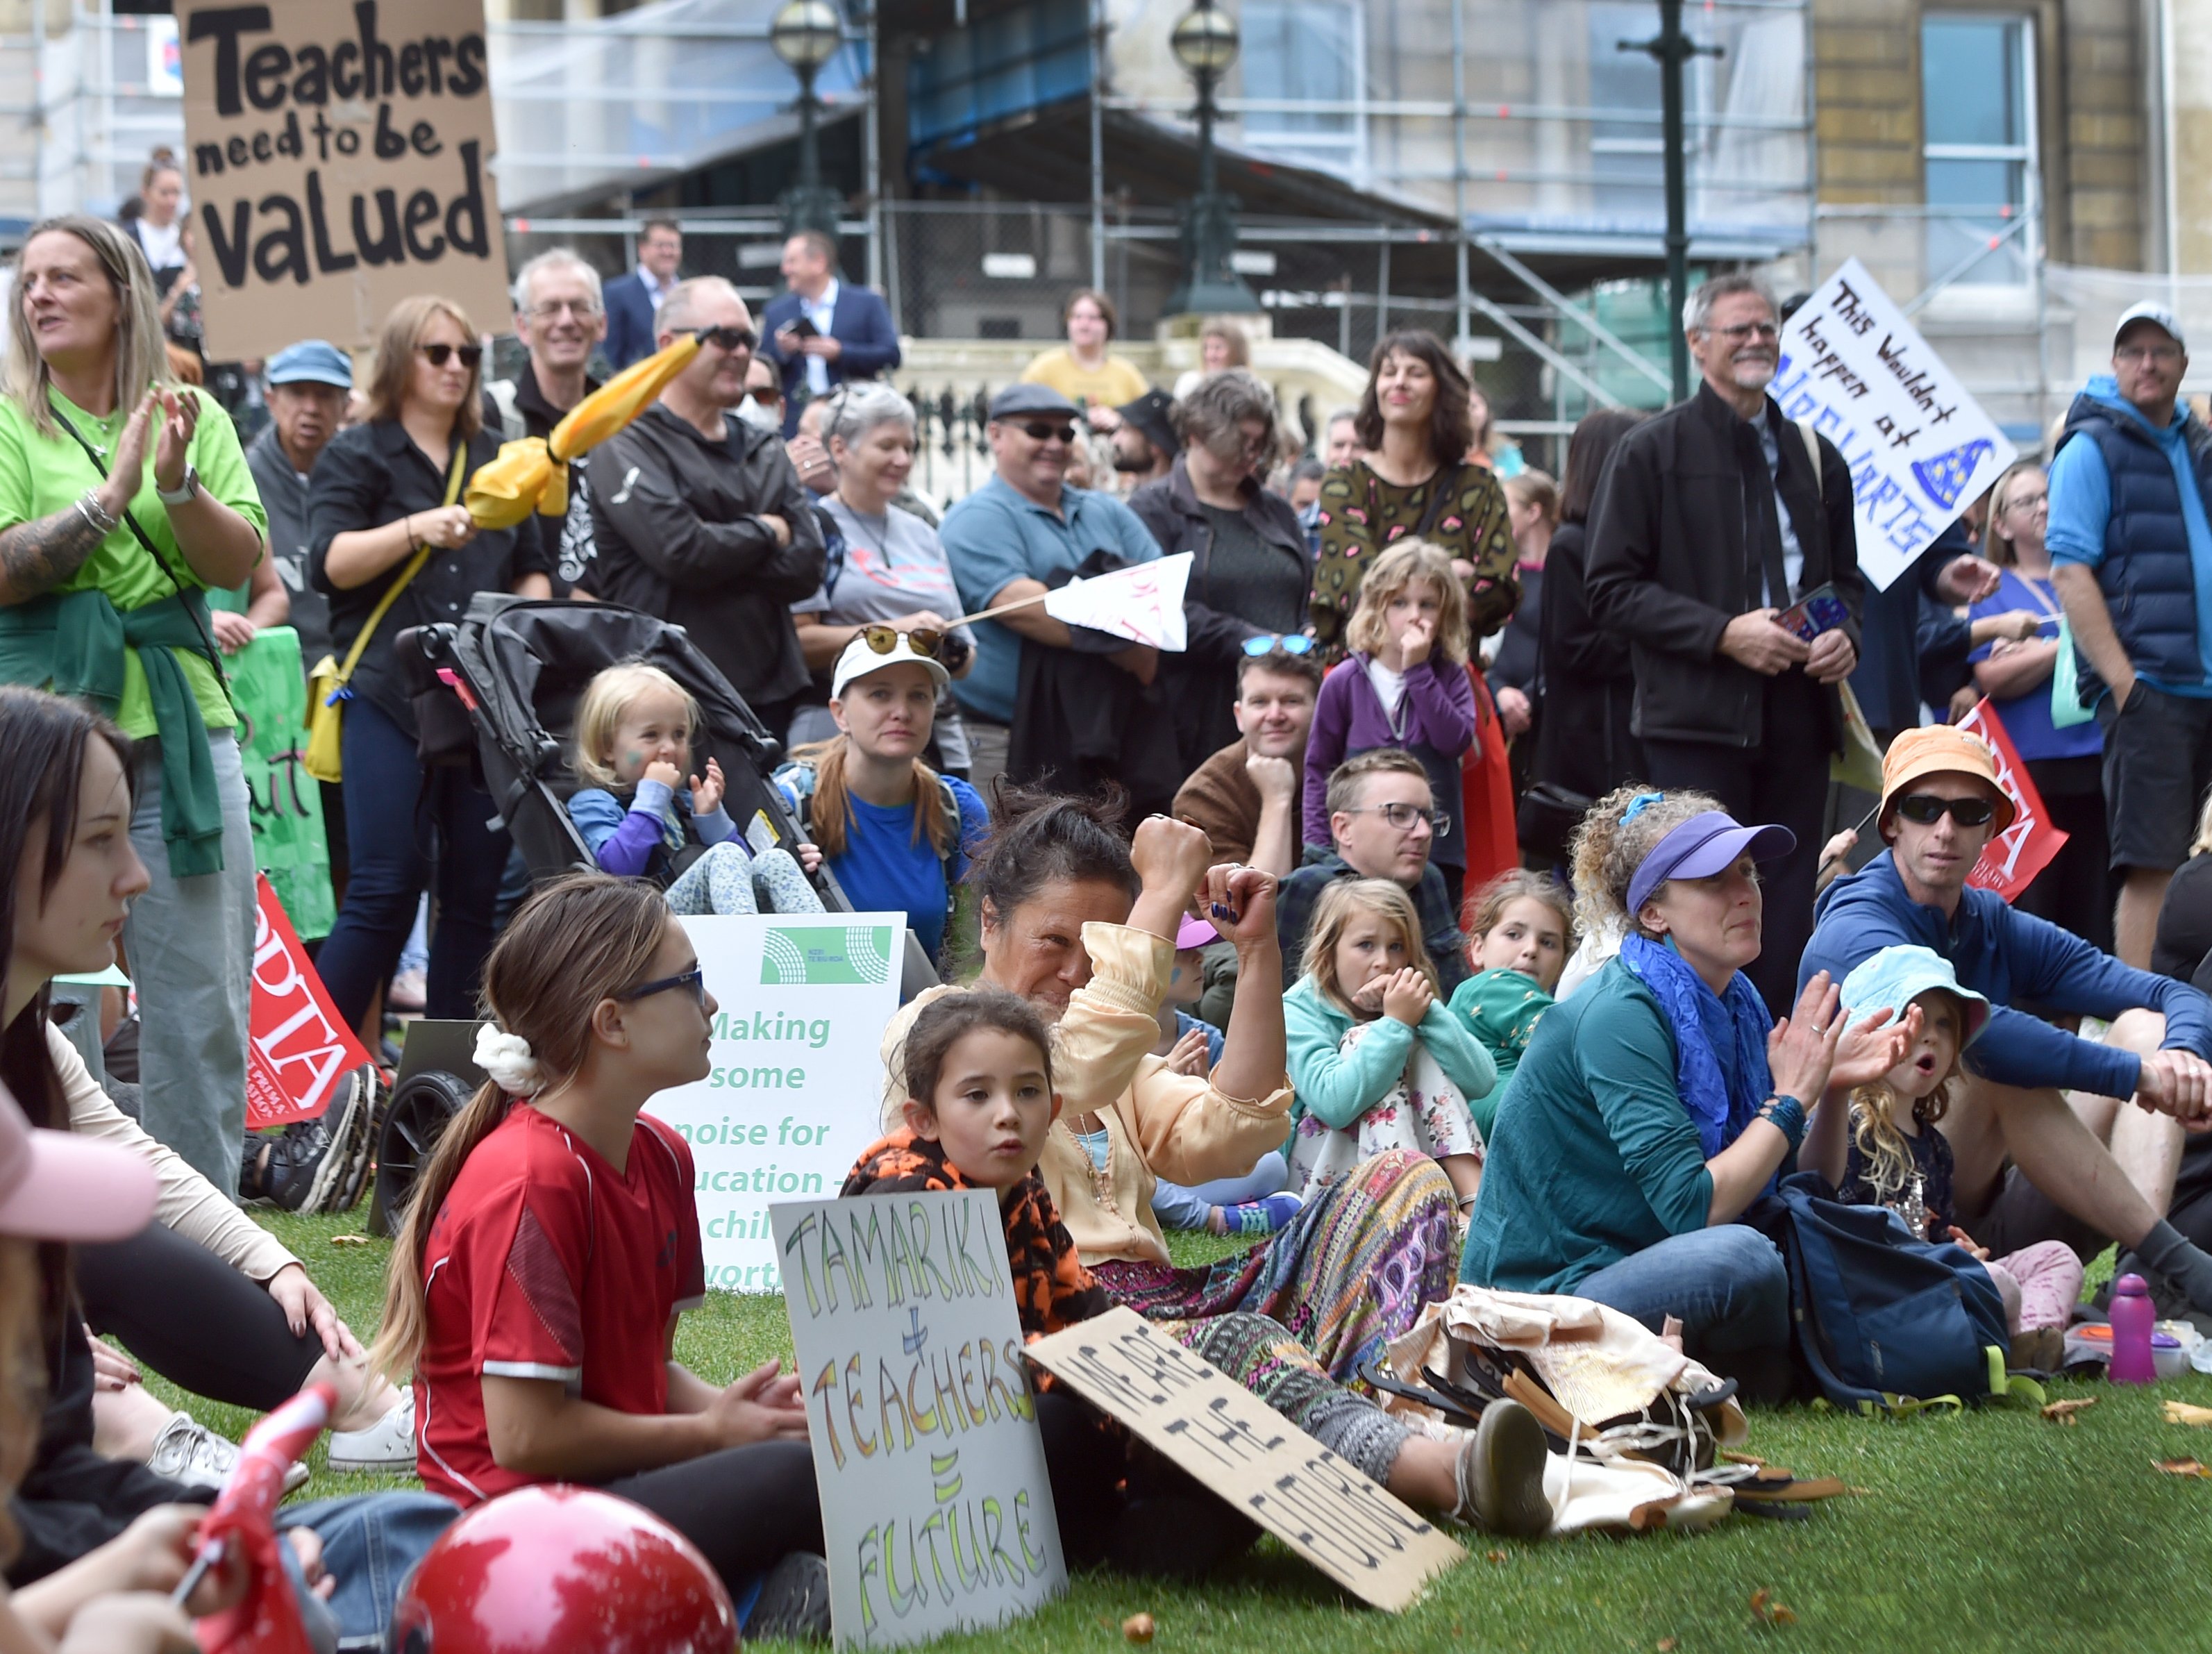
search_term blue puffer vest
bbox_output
[2059,388,2212,689]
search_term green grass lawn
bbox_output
[140,1210,2212,1653]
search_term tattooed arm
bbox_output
[0,499,112,605]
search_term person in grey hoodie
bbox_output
[2050,301,2212,971]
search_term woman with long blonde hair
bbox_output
[308,296,552,1034]
[0,213,268,1196]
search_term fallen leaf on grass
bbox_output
[1121,1612,1155,1644]
[2154,1457,2212,1478]
[2163,1400,2212,1428]
[1485,1550,1507,1564]
[2042,1397,2097,1424]
[328,1235,374,1247]
[1749,1588,1797,1627]
[1657,1640,1679,1652]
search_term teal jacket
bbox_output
[1459,957,1718,1294]
[1284,975,1496,1130]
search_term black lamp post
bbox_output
[772,0,844,239]
[1622,0,1722,401]
[1164,0,1258,316]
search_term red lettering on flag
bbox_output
[1954,700,2068,901]
[246,875,374,1130]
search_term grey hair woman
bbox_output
[0,212,271,1194]
[789,383,976,767]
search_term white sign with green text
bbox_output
[651,913,905,1294]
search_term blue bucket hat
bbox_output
[266,340,353,389]
[1839,944,1991,1046]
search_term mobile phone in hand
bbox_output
[1777,583,1848,642]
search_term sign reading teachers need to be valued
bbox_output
[177,0,512,362]
[650,914,905,1295]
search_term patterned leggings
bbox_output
[1176,1311,1413,1485]
[662,843,825,917]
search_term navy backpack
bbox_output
[1753,1172,2010,1412]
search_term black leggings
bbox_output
[602,1440,823,1592]
[76,1222,321,1411]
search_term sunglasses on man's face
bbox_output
[1018,421,1078,444]
[696,325,757,353]
[418,343,483,369]
[1893,793,1997,828]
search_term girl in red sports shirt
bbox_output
[369,872,829,1640]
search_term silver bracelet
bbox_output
[75,490,117,534]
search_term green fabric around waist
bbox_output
[0,587,231,877]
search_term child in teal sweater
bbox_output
[1447,871,1575,1140]
[1285,878,1495,1209]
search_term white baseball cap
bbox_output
[2115,301,2186,353]
[830,630,952,701]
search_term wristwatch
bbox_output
[155,465,200,507]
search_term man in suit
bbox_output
[603,218,683,371]
[758,230,901,437]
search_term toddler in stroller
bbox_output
[567,662,825,915]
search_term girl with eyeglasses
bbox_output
[370,871,832,1641]
[308,296,553,1035]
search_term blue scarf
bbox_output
[1618,933,1773,1159]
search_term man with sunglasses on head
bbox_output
[1802,724,2212,1316]
[1275,748,1470,994]
[939,382,1164,796]
[489,250,607,597]
[2049,303,2212,972]
[589,278,826,739]
[1585,272,1861,1016]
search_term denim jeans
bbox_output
[1572,1224,1790,1357]
[279,1491,459,1650]
[125,730,255,1196]
[315,697,513,1029]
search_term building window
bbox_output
[1922,15,2034,288]
[1239,0,1359,164]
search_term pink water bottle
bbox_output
[2109,1273,2157,1385]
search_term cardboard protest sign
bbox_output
[1041,553,1191,650]
[772,1189,1066,1648]
[1773,257,2018,592]
[649,915,905,1293]
[248,875,374,1130]
[177,0,511,361]
[228,626,334,939]
[1954,699,2068,901]
[1027,1307,1464,1611]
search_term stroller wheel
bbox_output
[366,1067,476,1238]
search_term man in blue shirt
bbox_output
[2050,301,2212,968]
[938,383,1163,793]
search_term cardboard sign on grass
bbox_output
[772,1189,1066,1649]
[1025,1306,1464,1611]
[176,0,511,360]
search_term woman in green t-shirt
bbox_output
[0,213,270,1198]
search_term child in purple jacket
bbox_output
[1302,540,1477,901]
[564,662,823,914]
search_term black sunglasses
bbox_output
[1893,793,1997,828]
[1018,420,1078,444]
[419,343,483,368]
[615,965,707,1005]
[696,325,758,353]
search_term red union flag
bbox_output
[247,876,374,1130]
[1953,700,2068,901]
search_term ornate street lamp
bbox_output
[771,0,844,238]
[1164,0,1258,316]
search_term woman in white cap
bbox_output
[1461,785,1914,1396]
[774,631,989,970]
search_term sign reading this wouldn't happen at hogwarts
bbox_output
[1772,256,2018,592]
[177,0,512,361]
[648,914,905,1295]
[772,1189,1066,1649]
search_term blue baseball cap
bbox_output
[1840,944,1990,1047]
[266,340,353,389]
[1624,808,1795,919]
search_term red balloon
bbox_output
[389,1484,738,1654]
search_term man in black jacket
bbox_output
[1584,273,1863,1012]
[590,278,827,737]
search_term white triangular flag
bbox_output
[1041,552,1192,651]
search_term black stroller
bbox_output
[362,593,937,1233]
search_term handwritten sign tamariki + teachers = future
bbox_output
[772,1189,1066,1650]
[176,0,512,361]
[1772,257,2018,592]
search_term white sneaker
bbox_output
[326,1392,416,1475]
[146,1413,310,1494]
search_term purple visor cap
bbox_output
[1625,810,1797,917]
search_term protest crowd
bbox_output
[9,150,2212,1652]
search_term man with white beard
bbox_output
[1581,274,1864,1014]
